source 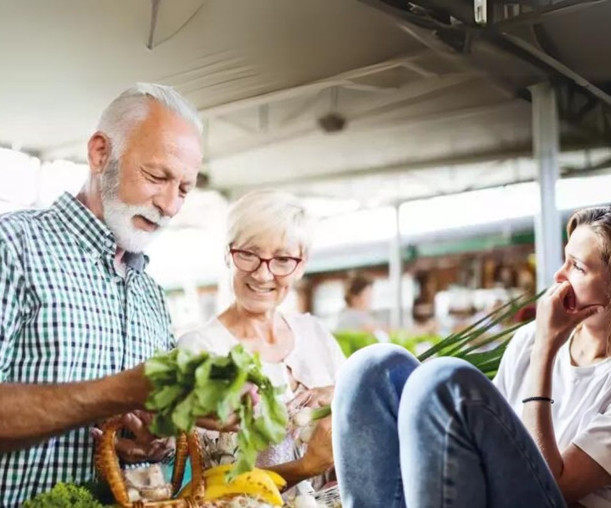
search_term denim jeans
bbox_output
[332,344,567,508]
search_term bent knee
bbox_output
[335,344,418,397]
[401,357,490,407]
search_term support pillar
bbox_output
[531,82,563,291]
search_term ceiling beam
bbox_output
[209,75,480,159]
[212,133,604,194]
[492,0,606,28]
[213,139,535,192]
[197,51,438,118]
[147,0,162,50]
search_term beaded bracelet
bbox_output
[522,396,554,404]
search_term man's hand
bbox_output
[194,382,258,432]
[196,414,239,433]
[92,410,174,464]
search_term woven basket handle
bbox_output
[95,419,205,507]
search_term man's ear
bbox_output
[88,132,111,175]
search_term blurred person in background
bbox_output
[335,271,389,341]
[179,189,345,501]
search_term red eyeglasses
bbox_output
[229,248,302,276]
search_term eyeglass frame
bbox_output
[228,247,303,277]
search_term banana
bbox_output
[260,469,287,490]
[203,465,287,490]
[183,465,287,505]
[203,464,234,478]
[203,469,284,506]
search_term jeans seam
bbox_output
[457,398,564,508]
[443,416,453,508]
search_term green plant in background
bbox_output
[334,331,379,357]
[334,291,542,379]
[334,330,443,358]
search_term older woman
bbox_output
[179,189,345,497]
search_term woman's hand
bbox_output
[289,386,335,412]
[535,281,603,357]
[300,416,334,476]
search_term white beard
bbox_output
[100,159,170,253]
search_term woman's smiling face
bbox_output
[553,225,611,316]
[230,233,305,315]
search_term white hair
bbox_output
[100,159,170,252]
[97,82,203,159]
[227,189,314,256]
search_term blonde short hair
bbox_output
[227,189,314,256]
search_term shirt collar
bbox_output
[52,192,149,272]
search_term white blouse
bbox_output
[177,312,345,474]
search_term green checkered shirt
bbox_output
[0,193,174,506]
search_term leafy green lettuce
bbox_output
[144,345,287,477]
[23,482,107,507]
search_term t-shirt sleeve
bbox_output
[0,230,26,381]
[573,405,611,475]
[492,321,536,398]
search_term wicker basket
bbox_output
[95,419,206,507]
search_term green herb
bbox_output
[417,290,542,378]
[293,405,332,427]
[23,482,107,507]
[144,345,287,478]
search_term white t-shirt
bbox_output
[179,312,346,395]
[494,321,611,508]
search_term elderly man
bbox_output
[0,83,202,505]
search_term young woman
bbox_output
[332,206,611,508]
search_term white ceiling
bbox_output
[0,0,609,206]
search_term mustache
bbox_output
[133,205,171,227]
[100,158,171,228]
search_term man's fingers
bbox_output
[115,438,149,463]
[196,414,239,432]
[117,438,174,463]
[132,409,154,426]
[123,412,153,442]
[91,427,103,443]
